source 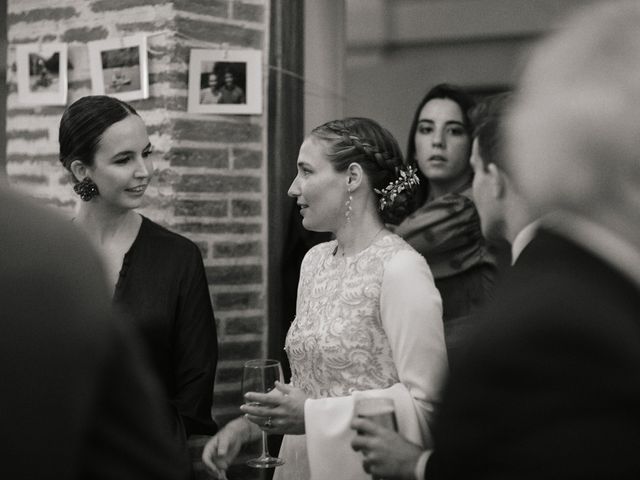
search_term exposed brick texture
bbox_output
[90,0,172,12]
[166,147,228,168]
[6,1,269,478]
[6,129,49,140]
[215,364,246,384]
[175,199,228,217]
[224,315,264,335]
[213,241,262,258]
[214,290,263,310]
[233,148,262,169]
[177,174,261,193]
[175,222,262,234]
[8,7,78,23]
[173,118,262,143]
[233,2,265,23]
[205,265,262,286]
[231,198,261,216]
[61,26,109,42]
[175,17,263,49]
[173,0,229,18]
[219,340,262,361]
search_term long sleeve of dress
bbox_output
[172,243,218,436]
[379,249,448,443]
[303,248,448,479]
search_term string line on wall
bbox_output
[7,31,348,104]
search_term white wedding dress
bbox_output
[273,233,448,480]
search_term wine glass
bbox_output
[242,359,286,468]
[353,397,398,480]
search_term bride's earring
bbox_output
[345,186,353,223]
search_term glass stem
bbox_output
[261,432,270,458]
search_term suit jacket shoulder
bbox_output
[430,228,640,479]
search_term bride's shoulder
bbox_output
[306,239,337,257]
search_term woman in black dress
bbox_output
[59,95,218,477]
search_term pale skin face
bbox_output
[287,136,349,233]
[73,115,154,212]
[414,98,472,196]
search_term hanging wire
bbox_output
[147,30,347,102]
[6,30,349,103]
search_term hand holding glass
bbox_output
[242,359,285,468]
[353,397,398,480]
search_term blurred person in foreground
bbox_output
[0,187,188,479]
[351,92,536,479]
[429,2,640,478]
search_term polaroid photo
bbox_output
[88,35,149,101]
[16,42,68,106]
[188,49,262,114]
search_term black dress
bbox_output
[113,216,218,472]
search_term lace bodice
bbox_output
[285,233,416,398]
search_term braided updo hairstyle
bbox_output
[311,117,416,224]
[59,95,139,181]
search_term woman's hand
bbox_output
[351,417,424,480]
[202,416,258,478]
[240,381,308,435]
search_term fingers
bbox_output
[351,433,373,452]
[202,427,242,477]
[274,381,292,394]
[216,432,230,457]
[244,413,269,426]
[241,402,276,418]
[202,438,224,475]
[244,391,281,407]
[350,417,382,436]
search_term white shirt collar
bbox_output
[543,211,640,288]
[511,221,540,264]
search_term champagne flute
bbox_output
[353,397,398,480]
[242,359,286,468]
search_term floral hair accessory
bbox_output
[374,165,420,211]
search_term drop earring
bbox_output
[345,186,353,223]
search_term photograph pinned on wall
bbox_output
[16,42,68,106]
[188,49,262,114]
[88,35,149,101]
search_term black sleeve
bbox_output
[172,242,219,436]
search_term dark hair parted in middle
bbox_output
[59,95,139,179]
[406,83,476,206]
[311,117,416,224]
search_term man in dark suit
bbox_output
[0,187,189,479]
[353,3,640,478]
[429,1,640,478]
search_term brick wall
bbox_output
[5,1,269,478]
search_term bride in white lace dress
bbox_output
[203,117,448,479]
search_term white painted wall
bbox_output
[304,0,346,134]
[345,0,601,153]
